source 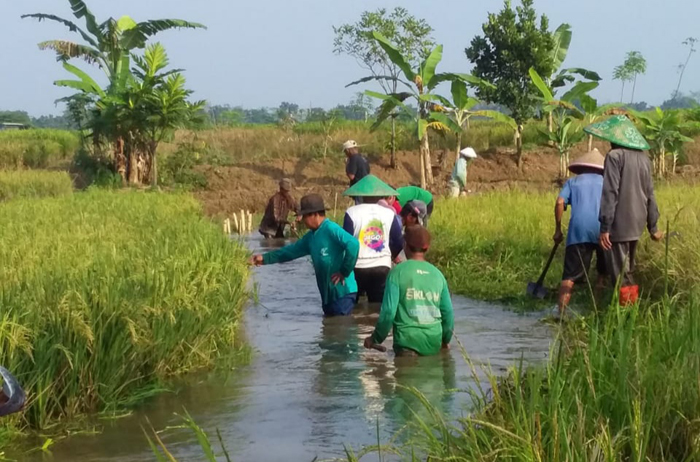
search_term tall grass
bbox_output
[0,129,80,169]
[0,170,73,201]
[0,190,249,435]
[343,295,700,461]
[430,183,700,306]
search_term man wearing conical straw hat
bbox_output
[343,175,404,304]
[553,149,607,318]
[583,115,663,306]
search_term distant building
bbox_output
[0,123,30,131]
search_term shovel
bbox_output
[527,242,560,299]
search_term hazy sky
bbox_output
[2,0,699,116]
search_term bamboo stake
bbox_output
[240,210,245,234]
[334,192,338,219]
[247,211,253,234]
[233,214,239,234]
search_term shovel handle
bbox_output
[536,242,560,286]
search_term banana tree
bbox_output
[543,24,601,132]
[357,31,486,188]
[530,68,599,178]
[23,0,205,85]
[444,80,517,167]
[633,108,696,177]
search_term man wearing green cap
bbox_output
[251,194,360,316]
[583,115,663,306]
[364,226,454,356]
[343,175,404,303]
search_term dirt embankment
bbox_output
[195,140,700,217]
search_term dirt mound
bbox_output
[195,147,566,217]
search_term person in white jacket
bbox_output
[343,175,404,303]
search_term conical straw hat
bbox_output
[583,115,650,150]
[568,149,605,175]
[343,175,398,197]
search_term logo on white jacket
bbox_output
[359,218,385,252]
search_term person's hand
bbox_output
[651,230,665,242]
[599,232,612,251]
[441,342,450,350]
[331,273,346,285]
[250,255,264,266]
[364,336,376,349]
[553,229,564,244]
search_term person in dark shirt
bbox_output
[343,140,370,205]
[584,115,664,306]
[258,178,299,239]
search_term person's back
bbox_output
[344,203,399,269]
[364,226,454,356]
[397,186,433,207]
[386,260,452,356]
[602,148,657,242]
[346,153,370,186]
[564,173,604,245]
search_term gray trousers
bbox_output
[605,241,638,287]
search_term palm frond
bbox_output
[21,13,99,48]
[38,40,101,65]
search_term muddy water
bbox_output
[18,236,552,462]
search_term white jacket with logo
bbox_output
[343,204,404,269]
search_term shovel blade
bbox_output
[527,282,549,299]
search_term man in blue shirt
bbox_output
[553,150,607,318]
[251,194,360,316]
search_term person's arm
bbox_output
[599,154,621,235]
[370,273,399,345]
[439,277,454,346]
[644,165,661,237]
[262,233,310,265]
[554,182,569,244]
[346,156,357,182]
[388,216,404,259]
[331,224,359,278]
[342,213,355,236]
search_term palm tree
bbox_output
[613,65,631,102]
[624,51,647,104]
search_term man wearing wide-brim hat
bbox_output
[342,175,404,304]
[583,115,663,306]
[553,149,608,318]
[251,194,360,316]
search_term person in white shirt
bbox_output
[343,175,404,303]
[448,147,477,197]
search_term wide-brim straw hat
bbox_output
[569,149,605,175]
[343,175,398,197]
[583,115,650,150]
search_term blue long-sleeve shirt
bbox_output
[262,219,359,307]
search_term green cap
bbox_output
[343,175,398,197]
[583,115,650,150]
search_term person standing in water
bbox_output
[396,185,434,227]
[364,226,454,357]
[584,115,663,306]
[258,178,299,239]
[553,149,607,318]
[251,194,360,316]
[343,175,404,304]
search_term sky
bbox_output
[2,0,699,116]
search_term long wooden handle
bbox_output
[536,242,560,286]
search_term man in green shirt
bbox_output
[396,186,434,227]
[251,194,360,316]
[364,226,454,356]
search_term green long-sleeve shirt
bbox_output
[371,260,454,356]
[262,219,359,308]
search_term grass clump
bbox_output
[0,190,250,435]
[0,129,80,169]
[0,170,73,201]
[429,183,700,306]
